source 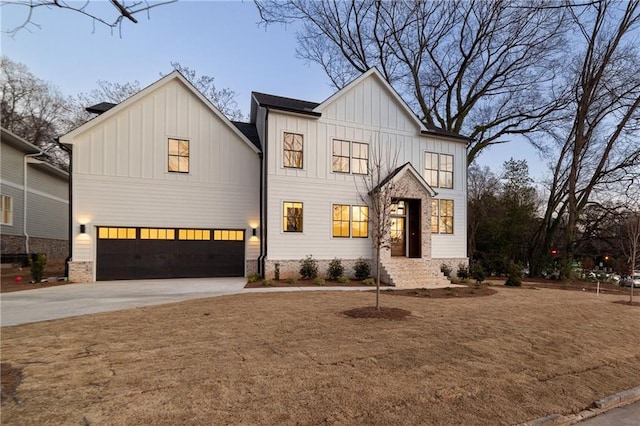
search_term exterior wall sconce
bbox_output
[80,224,86,234]
[252,228,257,237]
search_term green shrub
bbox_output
[313,277,325,286]
[456,263,469,280]
[338,276,349,284]
[247,273,260,283]
[504,263,522,287]
[327,258,344,280]
[362,278,375,286]
[262,279,273,287]
[285,277,297,284]
[470,263,486,283]
[440,263,452,278]
[29,253,46,283]
[354,258,371,280]
[299,255,318,279]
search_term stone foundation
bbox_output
[264,258,372,280]
[68,261,94,283]
[246,259,258,277]
[0,235,68,264]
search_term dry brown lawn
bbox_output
[1,287,639,425]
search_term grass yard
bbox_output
[1,286,639,425]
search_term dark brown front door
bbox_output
[408,199,421,258]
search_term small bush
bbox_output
[299,255,318,280]
[327,258,344,280]
[247,273,260,283]
[29,253,46,283]
[262,279,273,287]
[354,258,371,280]
[313,277,325,286]
[338,276,349,284]
[285,277,297,284]
[440,263,452,278]
[470,263,486,283]
[362,278,375,286]
[504,263,522,287]
[456,263,469,280]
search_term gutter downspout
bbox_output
[257,108,269,276]
[23,150,44,255]
[56,139,72,279]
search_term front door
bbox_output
[391,201,406,256]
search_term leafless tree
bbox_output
[256,0,570,164]
[357,135,399,310]
[530,0,640,275]
[0,56,70,168]
[2,0,176,37]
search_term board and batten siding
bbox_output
[68,78,260,269]
[265,73,467,262]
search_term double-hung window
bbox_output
[332,139,368,174]
[431,199,454,234]
[1,195,12,225]
[168,138,190,173]
[332,204,369,238]
[284,132,303,169]
[424,152,453,188]
[283,202,303,232]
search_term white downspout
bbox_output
[23,151,43,254]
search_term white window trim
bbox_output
[1,195,13,226]
[282,130,306,170]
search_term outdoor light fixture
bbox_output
[252,228,257,237]
[80,224,86,234]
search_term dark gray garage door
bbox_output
[96,227,245,281]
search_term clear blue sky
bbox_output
[1,0,545,180]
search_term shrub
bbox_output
[504,263,522,287]
[354,258,371,280]
[313,277,325,286]
[262,279,273,287]
[456,263,469,280]
[327,258,344,280]
[29,253,46,283]
[362,278,375,286]
[470,263,486,283]
[338,276,349,284]
[299,255,318,279]
[285,277,297,284]
[247,273,260,283]
[440,263,452,278]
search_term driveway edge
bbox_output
[517,385,640,425]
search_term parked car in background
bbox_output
[621,274,640,288]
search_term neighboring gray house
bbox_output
[1,127,69,264]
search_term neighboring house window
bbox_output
[351,205,369,237]
[1,195,12,225]
[424,152,453,189]
[332,204,369,238]
[431,199,454,234]
[168,138,190,173]
[332,139,368,174]
[283,202,303,232]
[332,139,350,173]
[284,132,303,168]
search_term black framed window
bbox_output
[283,202,303,232]
[284,132,303,168]
[168,138,190,173]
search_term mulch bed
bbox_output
[245,279,375,288]
[342,306,411,320]
[385,283,497,298]
[1,264,66,294]
[0,363,22,406]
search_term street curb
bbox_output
[517,385,640,425]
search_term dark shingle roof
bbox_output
[252,92,321,117]
[231,121,261,151]
[421,122,472,141]
[86,102,117,115]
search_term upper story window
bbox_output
[431,199,454,234]
[424,152,453,189]
[284,132,303,169]
[1,195,12,225]
[283,201,303,232]
[332,139,368,174]
[168,138,190,173]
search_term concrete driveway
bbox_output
[1,277,246,326]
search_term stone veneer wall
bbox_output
[68,261,94,283]
[246,259,258,277]
[264,258,372,280]
[1,235,68,264]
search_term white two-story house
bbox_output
[61,68,468,286]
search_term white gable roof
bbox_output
[313,68,428,132]
[60,71,260,153]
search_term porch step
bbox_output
[380,258,451,289]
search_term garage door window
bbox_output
[98,227,137,239]
[214,230,244,241]
[140,228,175,239]
[178,229,211,240]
